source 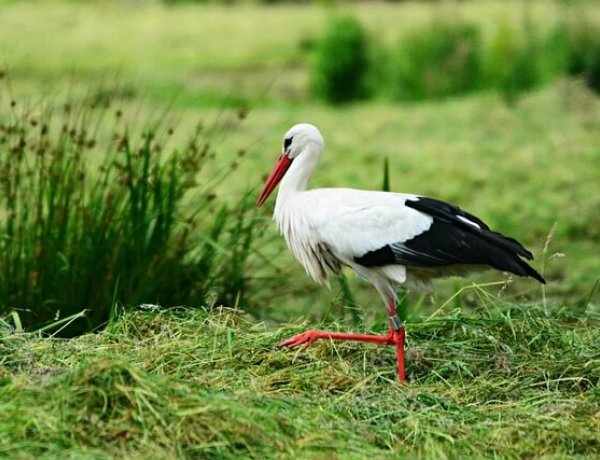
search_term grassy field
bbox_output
[3,1,600,102]
[1,1,599,457]
[1,305,599,458]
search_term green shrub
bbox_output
[561,20,600,94]
[486,23,544,104]
[311,16,370,103]
[391,21,482,100]
[538,24,570,82]
[502,18,600,98]
[0,89,260,334]
[584,44,600,94]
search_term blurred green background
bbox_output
[0,0,599,332]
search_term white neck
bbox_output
[275,142,322,208]
[272,140,327,284]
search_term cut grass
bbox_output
[1,304,598,458]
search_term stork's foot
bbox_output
[278,330,322,349]
[278,328,406,383]
[278,329,395,349]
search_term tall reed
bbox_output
[0,87,260,334]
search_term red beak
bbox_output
[257,154,292,207]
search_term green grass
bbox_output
[1,304,599,458]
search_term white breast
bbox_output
[274,194,335,286]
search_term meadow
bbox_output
[0,0,599,458]
[1,306,599,458]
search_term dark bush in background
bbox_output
[561,21,600,94]
[311,16,370,103]
[0,93,260,334]
[584,44,600,94]
[391,21,482,100]
[309,14,600,104]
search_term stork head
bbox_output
[257,123,324,206]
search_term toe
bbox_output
[278,337,296,348]
[278,333,308,348]
[278,331,318,349]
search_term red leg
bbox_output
[279,297,407,383]
[386,298,406,383]
[393,327,406,383]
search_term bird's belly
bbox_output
[284,233,342,285]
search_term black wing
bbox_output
[355,196,545,284]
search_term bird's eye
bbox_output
[283,137,293,151]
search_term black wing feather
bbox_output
[407,196,491,231]
[406,197,533,260]
[355,196,545,284]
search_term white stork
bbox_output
[257,123,545,383]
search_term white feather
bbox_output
[457,215,481,229]
[304,188,432,262]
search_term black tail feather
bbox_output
[514,255,546,284]
[474,227,544,283]
[403,197,545,283]
[467,228,546,284]
[482,229,534,261]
